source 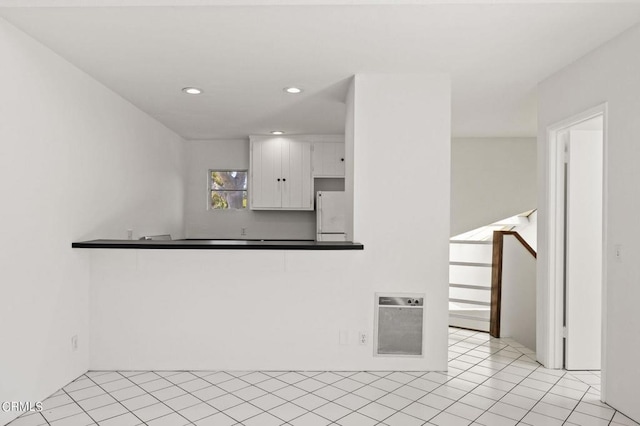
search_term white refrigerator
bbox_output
[316,191,347,241]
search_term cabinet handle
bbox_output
[283,178,287,182]
[341,158,344,162]
[277,178,281,182]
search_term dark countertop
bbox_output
[71,239,364,250]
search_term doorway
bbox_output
[544,104,607,381]
[561,115,604,370]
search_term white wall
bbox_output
[500,236,537,352]
[0,17,185,425]
[344,79,355,242]
[185,139,316,240]
[517,210,538,252]
[537,23,640,421]
[89,73,451,372]
[89,249,402,370]
[351,74,451,369]
[451,138,537,236]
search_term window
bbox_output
[209,170,248,209]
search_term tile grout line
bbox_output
[82,374,149,426]
[156,370,314,425]
[558,385,602,426]
[455,331,604,426]
[195,370,324,424]
[473,355,562,426]
[512,372,595,425]
[233,369,396,425]
[60,388,101,426]
[112,371,196,425]
[35,377,99,426]
[450,348,539,424]
[444,330,554,425]
[193,368,434,425]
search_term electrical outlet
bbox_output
[615,244,623,262]
[71,335,78,351]
[241,227,247,236]
[358,331,368,345]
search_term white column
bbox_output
[346,74,451,369]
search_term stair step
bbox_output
[449,298,491,306]
[449,312,490,322]
[449,261,492,267]
[449,283,491,290]
[449,265,492,286]
[450,287,490,304]
[449,240,493,245]
[449,316,490,332]
[449,242,493,263]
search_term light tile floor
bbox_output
[8,328,639,426]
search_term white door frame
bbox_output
[542,103,608,397]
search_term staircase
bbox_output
[449,240,493,331]
[449,210,537,332]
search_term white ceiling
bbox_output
[1,2,640,139]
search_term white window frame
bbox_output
[208,169,248,211]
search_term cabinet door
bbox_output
[334,143,345,177]
[312,143,326,176]
[251,138,282,208]
[313,142,345,177]
[282,139,313,209]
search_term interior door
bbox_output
[565,129,603,370]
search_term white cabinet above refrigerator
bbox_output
[313,141,345,177]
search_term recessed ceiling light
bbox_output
[271,131,285,135]
[182,87,203,95]
[284,87,303,94]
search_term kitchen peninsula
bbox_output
[66,74,449,376]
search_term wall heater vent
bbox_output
[374,294,424,357]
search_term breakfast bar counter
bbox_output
[72,239,364,250]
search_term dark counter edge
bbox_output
[72,239,364,250]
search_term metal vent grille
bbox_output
[375,295,424,357]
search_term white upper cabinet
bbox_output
[250,137,282,209]
[281,138,313,209]
[313,141,345,178]
[250,136,313,210]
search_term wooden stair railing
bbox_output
[490,230,537,338]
